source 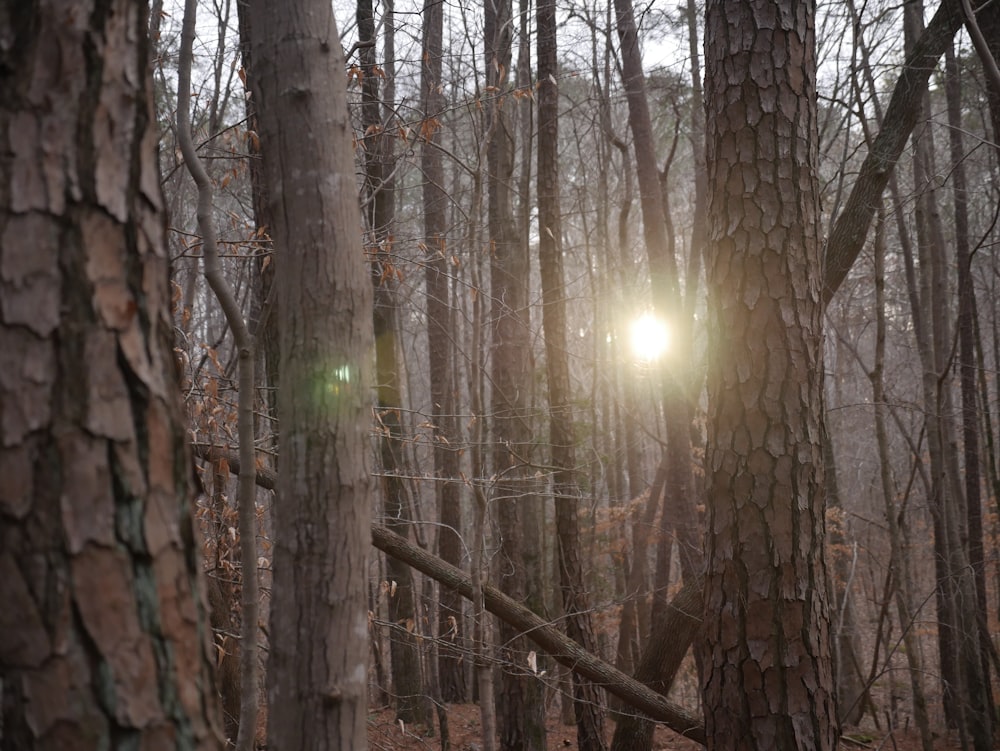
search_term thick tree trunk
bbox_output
[247,1,375,748]
[703,0,838,748]
[0,2,222,748]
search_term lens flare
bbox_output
[629,313,669,361]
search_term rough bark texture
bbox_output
[0,1,223,748]
[247,1,374,749]
[703,0,838,747]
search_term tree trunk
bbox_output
[177,3,259,746]
[946,41,995,730]
[703,0,838,747]
[614,0,702,601]
[487,0,547,746]
[905,6,990,743]
[0,1,222,747]
[822,426,869,727]
[420,0,467,707]
[537,1,607,748]
[870,206,934,751]
[610,577,702,751]
[248,1,375,748]
[357,0,428,729]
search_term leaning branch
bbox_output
[197,444,706,743]
[823,0,963,303]
[370,524,706,744]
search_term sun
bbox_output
[629,312,670,361]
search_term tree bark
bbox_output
[610,576,702,751]
[247,1,375,749]
[358,0,428,728]
[703,0,838,747]
[870,206,934,751]
[0,1,223,747]
[947,41,995,728]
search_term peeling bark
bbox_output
[0,2,222,748]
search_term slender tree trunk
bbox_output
[614,0,701,604]
[514,4,549,720]
[703,0,838,747]
[610,576,702,751]
[537,2,606,748]
[904,8,990,743]
[822,425,869,727]
[419,0,466,707]
[360,0,426,720]
[870,207,934,751]
[487,0,546,746]
[248,1,374,748]
[177,4,259,747]
[946,41,995,726]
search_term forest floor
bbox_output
[366,703,967,750]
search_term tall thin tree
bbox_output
[420,0,467,705]
[177,2,259,746]
[537,1,607,748]
[487,0,546,746]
